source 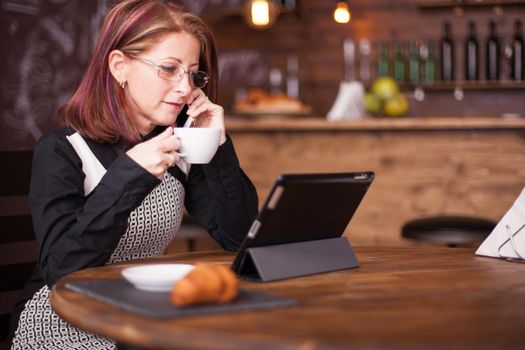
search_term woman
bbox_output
[7,1,258,349]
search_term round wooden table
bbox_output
[51,245,525,350]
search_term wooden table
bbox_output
[51,245,525,350]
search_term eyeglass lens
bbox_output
[190,72,208,88]
[158,64,208,88]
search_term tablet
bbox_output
[231,172,374,274]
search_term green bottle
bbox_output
[409,41,420,84]
[393,41,405,83]
[377,41,389,77]
[424,40,436,83]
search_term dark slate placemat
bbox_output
[65,279,297,319]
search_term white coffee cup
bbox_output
[173,127,221,164]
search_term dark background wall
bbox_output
[1,0,524,150]
[209,0,525,119]
[1,0,110,150]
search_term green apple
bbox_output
[372,77,399,101]
[364,93,382,115]
[384,94,409,117]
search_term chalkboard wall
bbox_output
[0,0,112,149]
[0,0,262,150]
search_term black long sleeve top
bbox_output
[22,125,258,299]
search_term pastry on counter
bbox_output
[234,89,311,115]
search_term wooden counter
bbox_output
[225,117,525,243]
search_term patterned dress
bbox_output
[11,173,184,349]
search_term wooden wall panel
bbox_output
[229,127,525,244]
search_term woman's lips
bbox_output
[163,101,183,109]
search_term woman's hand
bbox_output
[126,127,181,178]
[186,89,227,144]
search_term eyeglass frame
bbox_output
[126,54,210,89]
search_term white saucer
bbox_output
[121,264,194,292]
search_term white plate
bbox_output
[121,264,194,292]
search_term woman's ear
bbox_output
[108,50,128,85]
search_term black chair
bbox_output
[402,215,496,248]
[0,151,37,349]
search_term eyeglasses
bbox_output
[128,55,209,89]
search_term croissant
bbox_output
[171,263,239,306]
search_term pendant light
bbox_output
[244,0,280,30]
[333,1,351,24]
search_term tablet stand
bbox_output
[236,237,359,282]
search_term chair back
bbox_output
[0,150,37,348]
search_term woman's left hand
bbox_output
[186,89,226,144]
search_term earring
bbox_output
[120,81,126,89]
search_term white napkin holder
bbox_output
[326,81,366,121]
[476,187,525,261]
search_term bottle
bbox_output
[486,20,500,81]
[287,55,299,99]
[511,19,524,81]
[377,41,389,77]
[343,39,356,81]
[393,41,405,83]
[269,67,283,95]
[465,20,479,81]
[409,41,420,84]
[440,21,455,81]
[359,39,372,83]
[423,40,436,83]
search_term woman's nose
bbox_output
[174,74,193,96]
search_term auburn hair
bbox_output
[60,0,218,143]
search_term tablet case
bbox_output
[232,172,373,282]
[237,237,359,282]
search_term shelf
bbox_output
[362,80,525,92]
[418,0,525,11]
[400,80,525,91]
